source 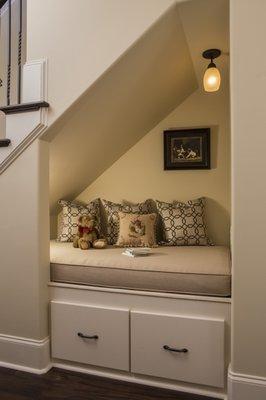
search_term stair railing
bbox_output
[0,0,49,149]
[0,0,26,108]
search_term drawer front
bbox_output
[131,311,224,388]
[51,301,129,371]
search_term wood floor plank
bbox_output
[0,367,216,400]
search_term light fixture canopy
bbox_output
[202,48,221,92]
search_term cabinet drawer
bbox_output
[51,301,129,371]
[131,311,224,388]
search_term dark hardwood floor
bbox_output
[0,367,216,400]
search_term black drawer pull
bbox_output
[77,332,99,340]
[163,345,188,353]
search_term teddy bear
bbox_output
[73,215,107,250]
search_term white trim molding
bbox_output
[49,282,231,304]
[53,361,226,399]
[22,59,48,104]
[228,367,266,400]
[0,333,52,374]
[0,330,228,398]
[0,59,49,175]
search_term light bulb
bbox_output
[203,66,221,92]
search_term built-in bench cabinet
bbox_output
[51,300,226,389]
[51,302,129,371]
[131,311,224,388]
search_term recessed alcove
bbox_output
[47,0,230,246]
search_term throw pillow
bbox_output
[123,199,163,243]
[116,212,157,247]
[156,198,211,246]
[58,199,101,242]
[102,199,149,245]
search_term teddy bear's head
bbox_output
[78,215,95,229]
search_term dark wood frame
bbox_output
[163,128,210,170]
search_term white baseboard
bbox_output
[228,367,266,400]
[0,334,227,399]
[53,360,226,399]
[0,333,51,374]
[0,331,228,398]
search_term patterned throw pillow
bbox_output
[58,199,101,242]
[156,198,211,246]
[123,199,163,243]
[102,199,149,245]
[116,212,157,247]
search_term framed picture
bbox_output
[164,128,210,170]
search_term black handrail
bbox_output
[0,101,49,114]
[0,0,8,8]
[0,138,11,147]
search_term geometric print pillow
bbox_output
[101,199,150,245]
[156,198,211,246]
[58,199,101,242]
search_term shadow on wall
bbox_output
[205,197,230,245]
[44,3,198,214]
[210,125,219,170]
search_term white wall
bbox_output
[230,0,266,398]
[26,0,175,125]
[78,85,230,245]
[0,140,49,340]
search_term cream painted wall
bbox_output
[230,0,266,386]
[0,140,49,340]
[26,0,175,126]
[78,85,230,246]
[47,4,197,212]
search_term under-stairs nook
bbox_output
[0,1,265,400]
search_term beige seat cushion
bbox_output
[50,241,231,297]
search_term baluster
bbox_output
[17,0,22,104]
[7,0,11,106]
[0,4,3,90]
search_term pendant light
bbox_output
[202,49,221,92]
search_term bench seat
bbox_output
[50,240,231,297]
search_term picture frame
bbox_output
[163,128,210,170]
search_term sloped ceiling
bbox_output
[45,3,198,212]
